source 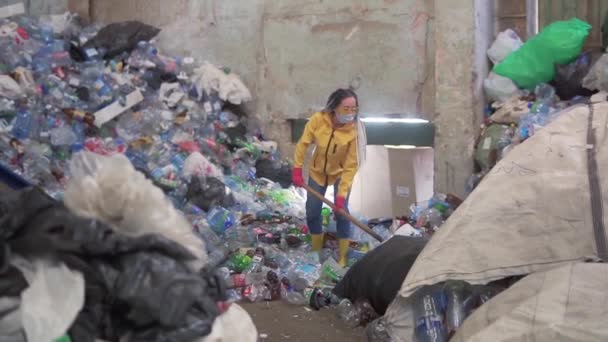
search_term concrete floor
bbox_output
[243,302,366,342]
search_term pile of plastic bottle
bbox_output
[365,280,509,342]
[0,13,390,312]
[467,82,578,196]
[406,194,460,235]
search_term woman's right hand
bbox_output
[292,167,304,187]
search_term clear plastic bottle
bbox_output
[244,247,265,274]
[337,299,361,328]
[366,317,392,342]
[444,281,472,336]
[11,110,33,139]
[50,125,77,146]
[283,291,308,305]
[534,83,556,103]
[225,289,243,303]
[171,153,187,172]
[224,272,265,288]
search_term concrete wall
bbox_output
[90,0,435,158]
[432,0,493,197]
[27,0,67,15]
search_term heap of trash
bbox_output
[0,13,468,341]
[469,17,608,195]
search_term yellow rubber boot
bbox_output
[338,239,350,267]
[311,234,324,251]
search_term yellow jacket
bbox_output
[294,111,358,197]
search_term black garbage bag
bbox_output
[333,236,427,315]
[224,123,248,150]
[0,187,224,342]
[186,176,235,211]
[143,68,179,90]
[82,21,161,60]
[255,159,292,188]
[553,51,600,100]
[0,266,27,297]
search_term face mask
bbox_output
[336,113,355,124]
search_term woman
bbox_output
[292,88,366,267]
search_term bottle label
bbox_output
[85,48,98,58]
[68,77,80,87]
[252,255,263,263]
[203,102,212,113]
[232,274,247,287]
[482,137,492,150]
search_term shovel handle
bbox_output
[302,183,384,242]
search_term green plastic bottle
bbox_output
[321,207,331,226]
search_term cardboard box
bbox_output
[350,146,433,218]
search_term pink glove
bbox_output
[334,196,346,214]
[292,167,303,187]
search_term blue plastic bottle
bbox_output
[207,206,236,235]
[412,286,448,342]
[11,110,33,139]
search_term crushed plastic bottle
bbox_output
[366,317,392,342]
[337,299,361,328]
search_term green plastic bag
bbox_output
[494,18,591,89]
[54,335,71,342]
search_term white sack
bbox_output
[452,263,608,342]
[397,103,607,299]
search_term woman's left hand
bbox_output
[334,196,346,214]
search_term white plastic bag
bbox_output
[484,72,522,102]
[183,152,224,179]
[394,223,422,237]
[64,151,207,270]
[159,82,185,108]
[12,258,84,342]
[0,297,22,339]
[200,304,258,342]
[487,29,523,64]
[13,67,36,94]
[192,62,252,105]
[583,53,608,92]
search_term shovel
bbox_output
[302,183,384,242]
